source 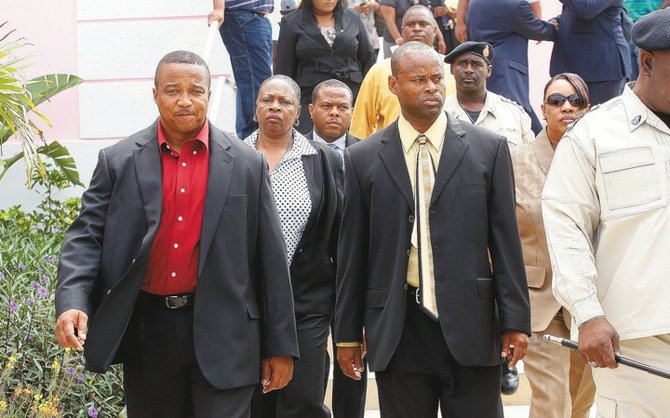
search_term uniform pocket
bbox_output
[596,394,618,417]
[525,265,546,289]
[599,147,660,211]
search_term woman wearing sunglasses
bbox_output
[510,73,596,418]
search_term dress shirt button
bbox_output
[171,272,176,278]
[182,162,187,167]
[177,216,183,222]
[408,215,415,222]
[180,188,186,193]
[173,243,179,249]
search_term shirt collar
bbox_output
[157,119,210,151]
[312,131,347,150]
[398,111,447,154]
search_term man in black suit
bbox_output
[55,50,299,418]
[335,42,530,417]
[306,79,367,418]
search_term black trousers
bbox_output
[375,292,503,418]
[122,293,254,418]
[252,314,331,418]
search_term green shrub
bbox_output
[0,165,124,417]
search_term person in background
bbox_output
[379,0,447,58]
[623,0,669,79]
[245,75,343,418]
[510,73,595,418]
[209,0,274,139]
[305,79,367,418]
[336,42,529,418]
[465,0,556,134]
[275,0,375,135]
[542,9,670,416]
[443,41,534,147]
[347,0,382,62]
[549,0,631,105]
[55,51,298,418]
[455,0,542,42]
[350,5,455,138]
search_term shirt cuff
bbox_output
[336,342,362,347]
[572,297,606,328]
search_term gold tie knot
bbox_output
[417,134,427,146]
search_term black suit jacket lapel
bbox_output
[295,153,322,252]
[378,123,414,212]
[431,113,469,207]
[133,122,162,256]
[302,18,332,51]
[198,125,235,276]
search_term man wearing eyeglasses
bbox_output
[443,41,534,148]
[543,8,670,416]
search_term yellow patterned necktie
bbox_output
[414,134,439,319]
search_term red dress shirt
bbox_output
[142,121,210,295]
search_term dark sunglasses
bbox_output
[545,93,586,108]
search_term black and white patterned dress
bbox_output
[244,130,316,263]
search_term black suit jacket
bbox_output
[335,113,530,371]
[275,9,374,104]
[287,139,344,316]
[55,121,299,390]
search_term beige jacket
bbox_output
[542,86,670,341]
[510,130,559,332]
[444,90,534,146]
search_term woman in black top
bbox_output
[275,0,375,134]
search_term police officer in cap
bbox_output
[542,8,670,417]
[443,41,534,148]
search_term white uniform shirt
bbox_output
[444,90,534,146]
[542,86,670,341]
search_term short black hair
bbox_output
[154,50,211,88]
[259,74,301,103]
[311,79,353,104]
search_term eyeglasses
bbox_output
[544,93,586,108]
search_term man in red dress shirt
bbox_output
[55,50,298,418]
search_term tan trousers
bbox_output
[524,314,595,418]
[593,334,670,418]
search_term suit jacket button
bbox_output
[408,215,415,222]
[404,283,408,290]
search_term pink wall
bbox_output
[3,1,80,142]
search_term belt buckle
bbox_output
[165,295,185,309]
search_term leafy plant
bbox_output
[0,21,83,187]
[0,164,125,417]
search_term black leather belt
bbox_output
[138,291,195,310]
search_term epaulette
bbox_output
[499,95,526,113]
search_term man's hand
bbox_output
[337,346,364,380]
[56,309,88,351]
[437,38,447,54]
[208,8,224,27]
[501,330,528,368]
[455,21,468,43]
[261,356,293,393]
[578,317,619,369]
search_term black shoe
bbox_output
[501,359,519,395]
